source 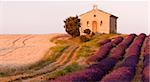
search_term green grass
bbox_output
[47,62,82,79]
[47,45,69,61]
[76,34,116,59]
[0,68,16,77]
[82,34,115,47]
[0,72,7,77]
[77,45,95,58]
[28,45,69,70]
[53,40,67,44]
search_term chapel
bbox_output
[80,5,118,34]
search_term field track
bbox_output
[0,45,80,82]
[0,34,59,82]
[0,34,81,82]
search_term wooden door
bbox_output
[92,21,97,33]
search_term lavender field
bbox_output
[0,33,149,82]
[51,33,149,82]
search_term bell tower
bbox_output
[93,4,98,10]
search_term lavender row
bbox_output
[51,57,118,82]
[87,36,123,62]
[51,34,136,82]
[142,35,150,82]
[118,33,146,68]
[109,34,136,60]
[98,39,111,45]
[143,35,150,67]
[101,33,146,82]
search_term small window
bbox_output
[100,20,103,26]
[87,21,89,27]
[94,15,96,17]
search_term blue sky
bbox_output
[0,1,148,34]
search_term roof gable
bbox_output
[80,8,118,18]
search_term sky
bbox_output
[0,1,149,34]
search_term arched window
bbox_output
[100,20,103,26]
[87,21,89,27]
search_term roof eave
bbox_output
[80,10,93,17]
[110,15,118,18]
[80,9,118,18]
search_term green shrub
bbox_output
[84,29,91,35]
[91,32,95,36]
[80,35,90,42]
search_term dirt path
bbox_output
[65,46,81,66]
[0,34,59,82]
[0,45,78,82]
[132,37,147,82]
[21,45,80,82]
[0,34,82,82]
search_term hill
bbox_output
[0,33,149,82]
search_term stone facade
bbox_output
[80,5,118,34]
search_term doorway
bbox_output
[92,21,97,33]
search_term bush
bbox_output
[91,32,95,36]
[80,35,90,42]
[84,29,91,35]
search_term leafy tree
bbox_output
[84,29,91,35]
[64,16,81,37]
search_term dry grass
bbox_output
[0,34,59,76]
